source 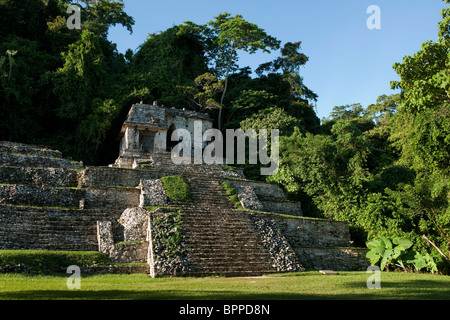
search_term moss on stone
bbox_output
[160,176,192,203]
[222,181,244,210]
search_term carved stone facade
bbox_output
[115,103,213,168]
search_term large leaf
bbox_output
[392,246,404,259]
[413,253,427,271]
[366,240,381,250]
[366,249,381,265]
[380,236,392,249]
[393,238,413,250]
[380,248,393,270]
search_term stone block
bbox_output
[118,207,149,242]
[97,221,114,254]
[234,184,264,211]
[139,179,167,208]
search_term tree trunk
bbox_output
[218,44,235,131]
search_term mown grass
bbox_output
[0,271,449,300]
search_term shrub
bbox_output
[160,176,192,203]
[366,236,438,273]
[0,250,110,273]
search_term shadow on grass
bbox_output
[1,273,450,300]
[340,278,450,300]
[1,284,449,300]
[0,290,339,300]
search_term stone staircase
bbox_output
[177,176,277,277]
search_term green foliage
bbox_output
[0,0,135,165]
[206,12,280,78]
[0,3,320,167]
[256,41,317,102]
[240,106,303,137]
[0,250,110,273]
[78,0,135,35]
[160,176,192,203]
[268,3,450,274]
[131,23,208,107]
[222,181,244,210]
[366,236,438,273]
[365,94,400,125]
[151,209,185,258]
[205,12,281,128]
[177,72,224,112]
[329,103,365,121]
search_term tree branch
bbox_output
[423,234,450,262]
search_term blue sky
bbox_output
[108,0,448,120]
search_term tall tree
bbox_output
[256,41,317,103]
[131,23,209,107]
[205,13,280,129]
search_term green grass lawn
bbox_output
[0,271,449,300]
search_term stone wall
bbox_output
[0,166,79,188]
[232,182,264,211]
[109,242,148,263]
[249,212,369,271]
[97,208,149,264]
[261,201,302,217]
[228,179,302,216]
[79,167,160,188]
[272,215,351,248]
[0,153,83,170]
[0,206,122,251]
[139,179,167,208]
[0,141,63,159]
[148,207,189,277]
[0,184,84,208]
[250,215,303,272]
[84,187,140,210]
[118,207,149,241]
[233,180,288,201]
[0,140,369,274]
[293,247,369,271]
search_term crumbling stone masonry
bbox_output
[0,104,369,276]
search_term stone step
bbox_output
[0,166,80,188]
[0,141,64,159]
[185,242,265,251]
[0,153,83,170]
[186,251,271,261]
[0,184,84,208]
[185,265,275,277]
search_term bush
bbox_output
[160,176,192,203]
[0,250,110,273]
[366,236,438,273]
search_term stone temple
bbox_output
[115,102,214,168]
[0,103,369,277]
